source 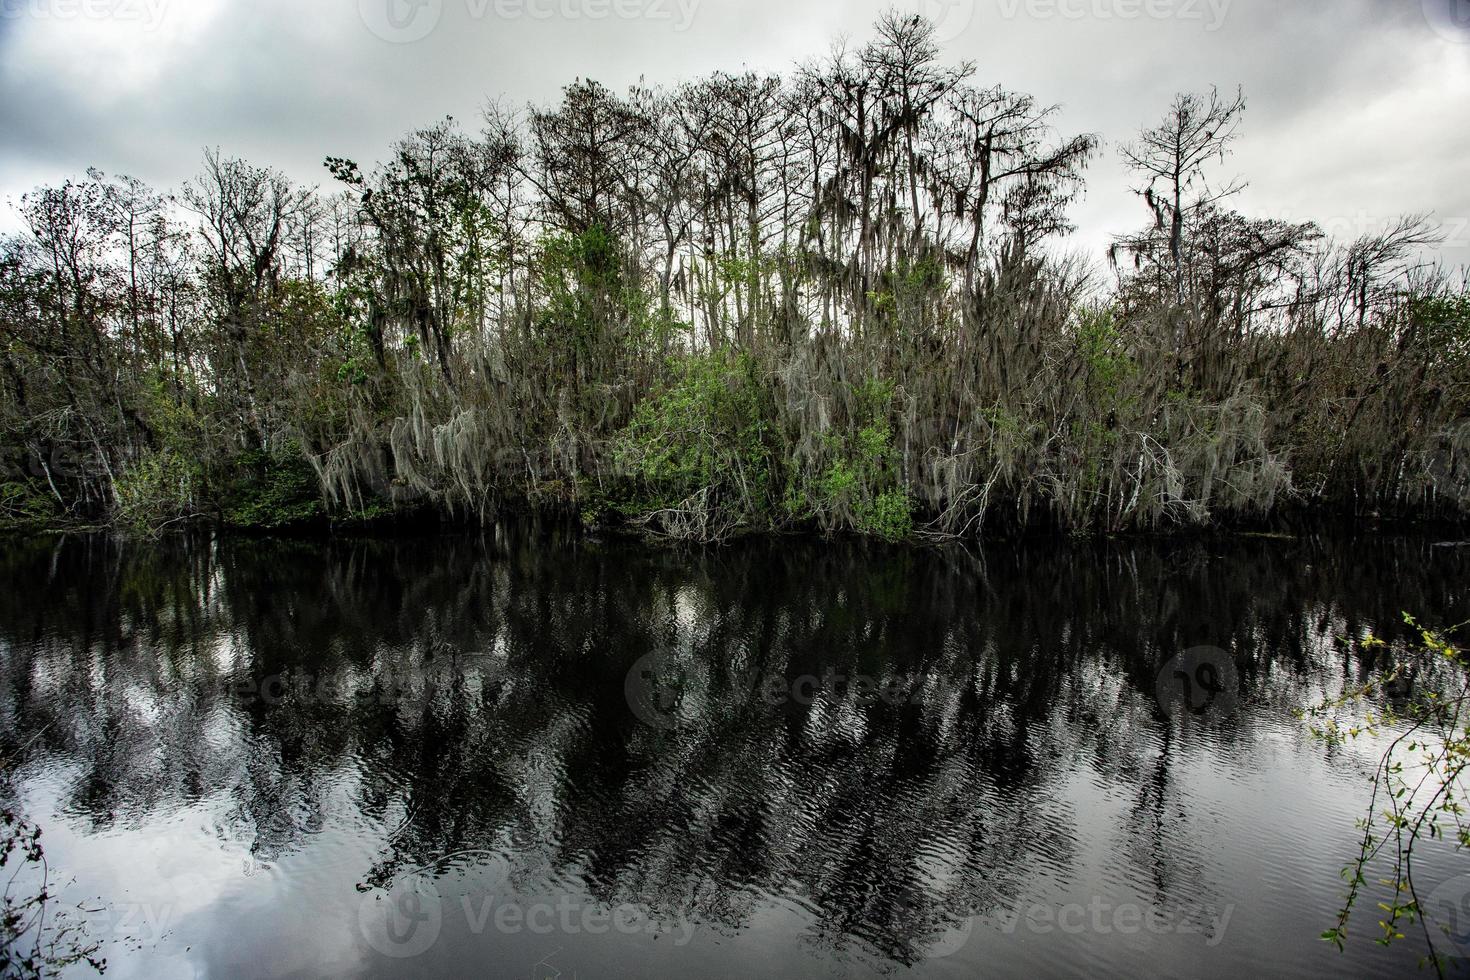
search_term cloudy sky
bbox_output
[1,0,1467,267]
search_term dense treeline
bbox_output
[3,13,1468,540]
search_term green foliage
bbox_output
[0,801,105,978]
[334,357,371,387]
[329,498,399,529]
[870,258,946,317]
[114,449,202,533]
[1305,616,1470,966]
[1411,291,1470,366]
[1075,305,1136,400]
[537,225,642,373]
[138,372,206,457]
[0,481,59,533]
[3,33,1467,543]
[790,378,915,540]
[861,488,915,541]
[220,443,323,530]
[541,227,687,356]
[613,352,776,525]
[610,365,913,540]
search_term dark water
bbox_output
[1,528,1468,979]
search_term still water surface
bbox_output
[1,528,1468,979]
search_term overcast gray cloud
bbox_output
[1,0,1467,266]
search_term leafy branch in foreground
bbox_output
[1305,616,1470,977]
[0,734,106,980]
[0,812,106,979]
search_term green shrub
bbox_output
[220,443,323,530]
[0,481,60,533]
[612,352,776,526]
[114,450,201,533]
[794,378,915,539]
[1411,291,1470,366]
[860,488,914,541]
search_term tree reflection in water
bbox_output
[0,527,1465,978]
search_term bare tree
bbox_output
[1118,86,1247,302]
